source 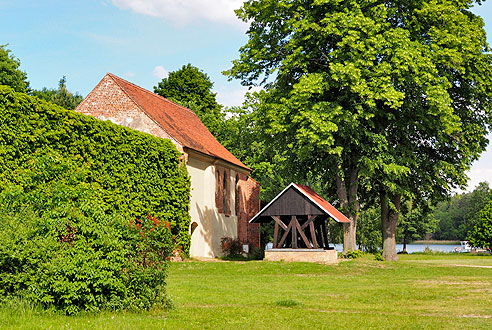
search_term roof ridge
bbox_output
[106,73,183,146]
[107,73,197,116]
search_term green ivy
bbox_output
[0,85,191,253]
[0,153,175,314]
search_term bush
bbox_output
[220,237,243,257]
[374,251,384,261]
[344,250,364,259]
[250,247,265,260]
[0,153,175,314]
[0,86,191,254]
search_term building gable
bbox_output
[76,74,179,145]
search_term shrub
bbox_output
[0,86,191,254]
[220,237,243,257]
[250,247,265,260]
[0,153,174,314]
[374,251,384,261]
[344,250,364,259]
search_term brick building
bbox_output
[76,73,260,257]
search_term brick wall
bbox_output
[237,175,261,250]
[76,74,180,147]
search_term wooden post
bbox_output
[309,221,318,249]
[295,218,311,248]
[321,218,329,249]
[291,216,297,248]
[273,217,279,248]
[278,220,293,248]
[315,219,324,249]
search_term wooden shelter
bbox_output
[250,183,350,250]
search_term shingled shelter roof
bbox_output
[249,183,350,223]
[105,73,249,171]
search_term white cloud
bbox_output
[152,65,169,80]
[111,0,245,27]
[215,85,262,108]
[124,71,135,78]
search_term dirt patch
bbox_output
[451,264,492,269]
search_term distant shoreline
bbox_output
[410,240,460,245]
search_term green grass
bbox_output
[2,254,492,329]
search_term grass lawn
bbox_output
[1,254,492,329]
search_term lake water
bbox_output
[332,243,461,254]
[265,243,462,253]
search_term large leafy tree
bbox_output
[467,199,492,250]
[0,44,29,93]
[154,64,224,139]
[433,182,491,240]
[32,76,83,110]
[227,0,492,260]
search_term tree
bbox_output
[433,182,491,240]
[0,44,29,93]
[32,76,83,110]
[154,64,224,138]
[467,199,492,250]
[398,200,438,253]
[227,0,492,260]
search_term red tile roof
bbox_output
[294,184,350,223]
[107,73,249,171]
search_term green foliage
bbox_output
[433,182,491,240]
[227,0,492,259]
[31,76,83,110]
[275,299,301,307]
[468,199,492,249]
[374,251,384,261]
[0,153,174,314]
[357,206,382,253]
[0,85,191,254]
[344,250,363,259]
[220,237,243,258]
[0,44,29,92]
[398,200,438,246]
[250,247,265,260]
[154,64,224,139]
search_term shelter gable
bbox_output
[261,186,325,216]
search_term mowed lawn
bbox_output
[2,254,492,329]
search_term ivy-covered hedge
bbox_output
[0,85,191,253]
[0,153,175,314]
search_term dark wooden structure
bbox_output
[249,183,350,249]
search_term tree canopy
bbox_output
[31,76,83,110]
[0,44,29,93]
[154,64,224,138]
[227,0,492,260]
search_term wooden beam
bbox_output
[273,217,279,248]
[301,215,317,231]
[309,221,318,249]
[295,218,311,248]
[291,216,297,248]
[315,220,325,249]
[278,219,293,248]
[272,216,287,230]
[321,218,329,249]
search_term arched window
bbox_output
[190,222,198,235]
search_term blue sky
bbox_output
[2,0,492,191]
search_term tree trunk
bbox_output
[381,192,401,261]
[336,166,359,254]
[403,236,407,254]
